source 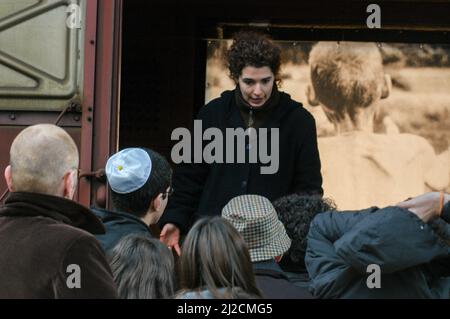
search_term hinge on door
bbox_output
[79,169,106,183]
[55,99,82,125]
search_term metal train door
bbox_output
[0,0,123,207]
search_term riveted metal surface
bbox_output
[0,0,86,111]
[77,0,97,207]
[90,0,122,208]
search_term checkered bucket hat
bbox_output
[222,195,291,262]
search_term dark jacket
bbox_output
[306,207,450,299]
[279,250,311,289]
[254,260,313,299]
[160,90,323,233]
[92,207,153,253]
[0,192,118,298]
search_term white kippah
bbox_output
[105,148,152,194]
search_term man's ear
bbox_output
[306,84,320,106]
[4,165,14,192]
[381,74,392,99]
[63,169,78,200]
[151,194,163,212]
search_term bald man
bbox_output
[0,124,118,298]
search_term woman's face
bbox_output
[238,66,274,108]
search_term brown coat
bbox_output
[0,192,118,298]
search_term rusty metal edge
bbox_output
[78,0,98,207]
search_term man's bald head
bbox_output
[9,124,79,195]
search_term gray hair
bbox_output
[10,124,78,194]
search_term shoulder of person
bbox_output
[396,133,436,152]
[45,227,106,281]
[280,92,315,123]
[54,232,118,298]
[60,228,105,259]
[198,90,234,119]
[310,207,379,234]
[176,289,215,299]
[90,206,112,219]
[44,219,99,249]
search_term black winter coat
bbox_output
[254,260,313,299]
[92,207,153,253]
[160,90,323,233]
[0,192,118,298]
[306,207,450,298]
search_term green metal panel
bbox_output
[0,0,86,111]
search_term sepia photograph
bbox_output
[206,40,450,210]
[0,0,449,302]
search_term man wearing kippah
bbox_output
[222,194,313,299]
[92,148,172,252]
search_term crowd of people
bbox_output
[0,31,448,299]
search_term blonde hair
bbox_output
[309,42,385,122]
[10,124,79,195]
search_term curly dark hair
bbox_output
[227,30,281,83]
[273,194,337,267]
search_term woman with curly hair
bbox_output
[160,31,323,253]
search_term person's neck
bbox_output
[331,109,376,135]
[141,211,157,226]
[333,119,374,134]
[235,84,280,112]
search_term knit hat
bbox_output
[222,194,291,262]
[105,148,152,194]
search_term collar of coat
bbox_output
[253,259,290,280]
[92,206,151,232]
[221,89,301,129]
[234,84,280,114]
[0,191,105,235]
[234,85,280,129]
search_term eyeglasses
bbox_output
[162,186,174,200]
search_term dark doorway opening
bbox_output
[119,0,450,161]
[119,1,207,160]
